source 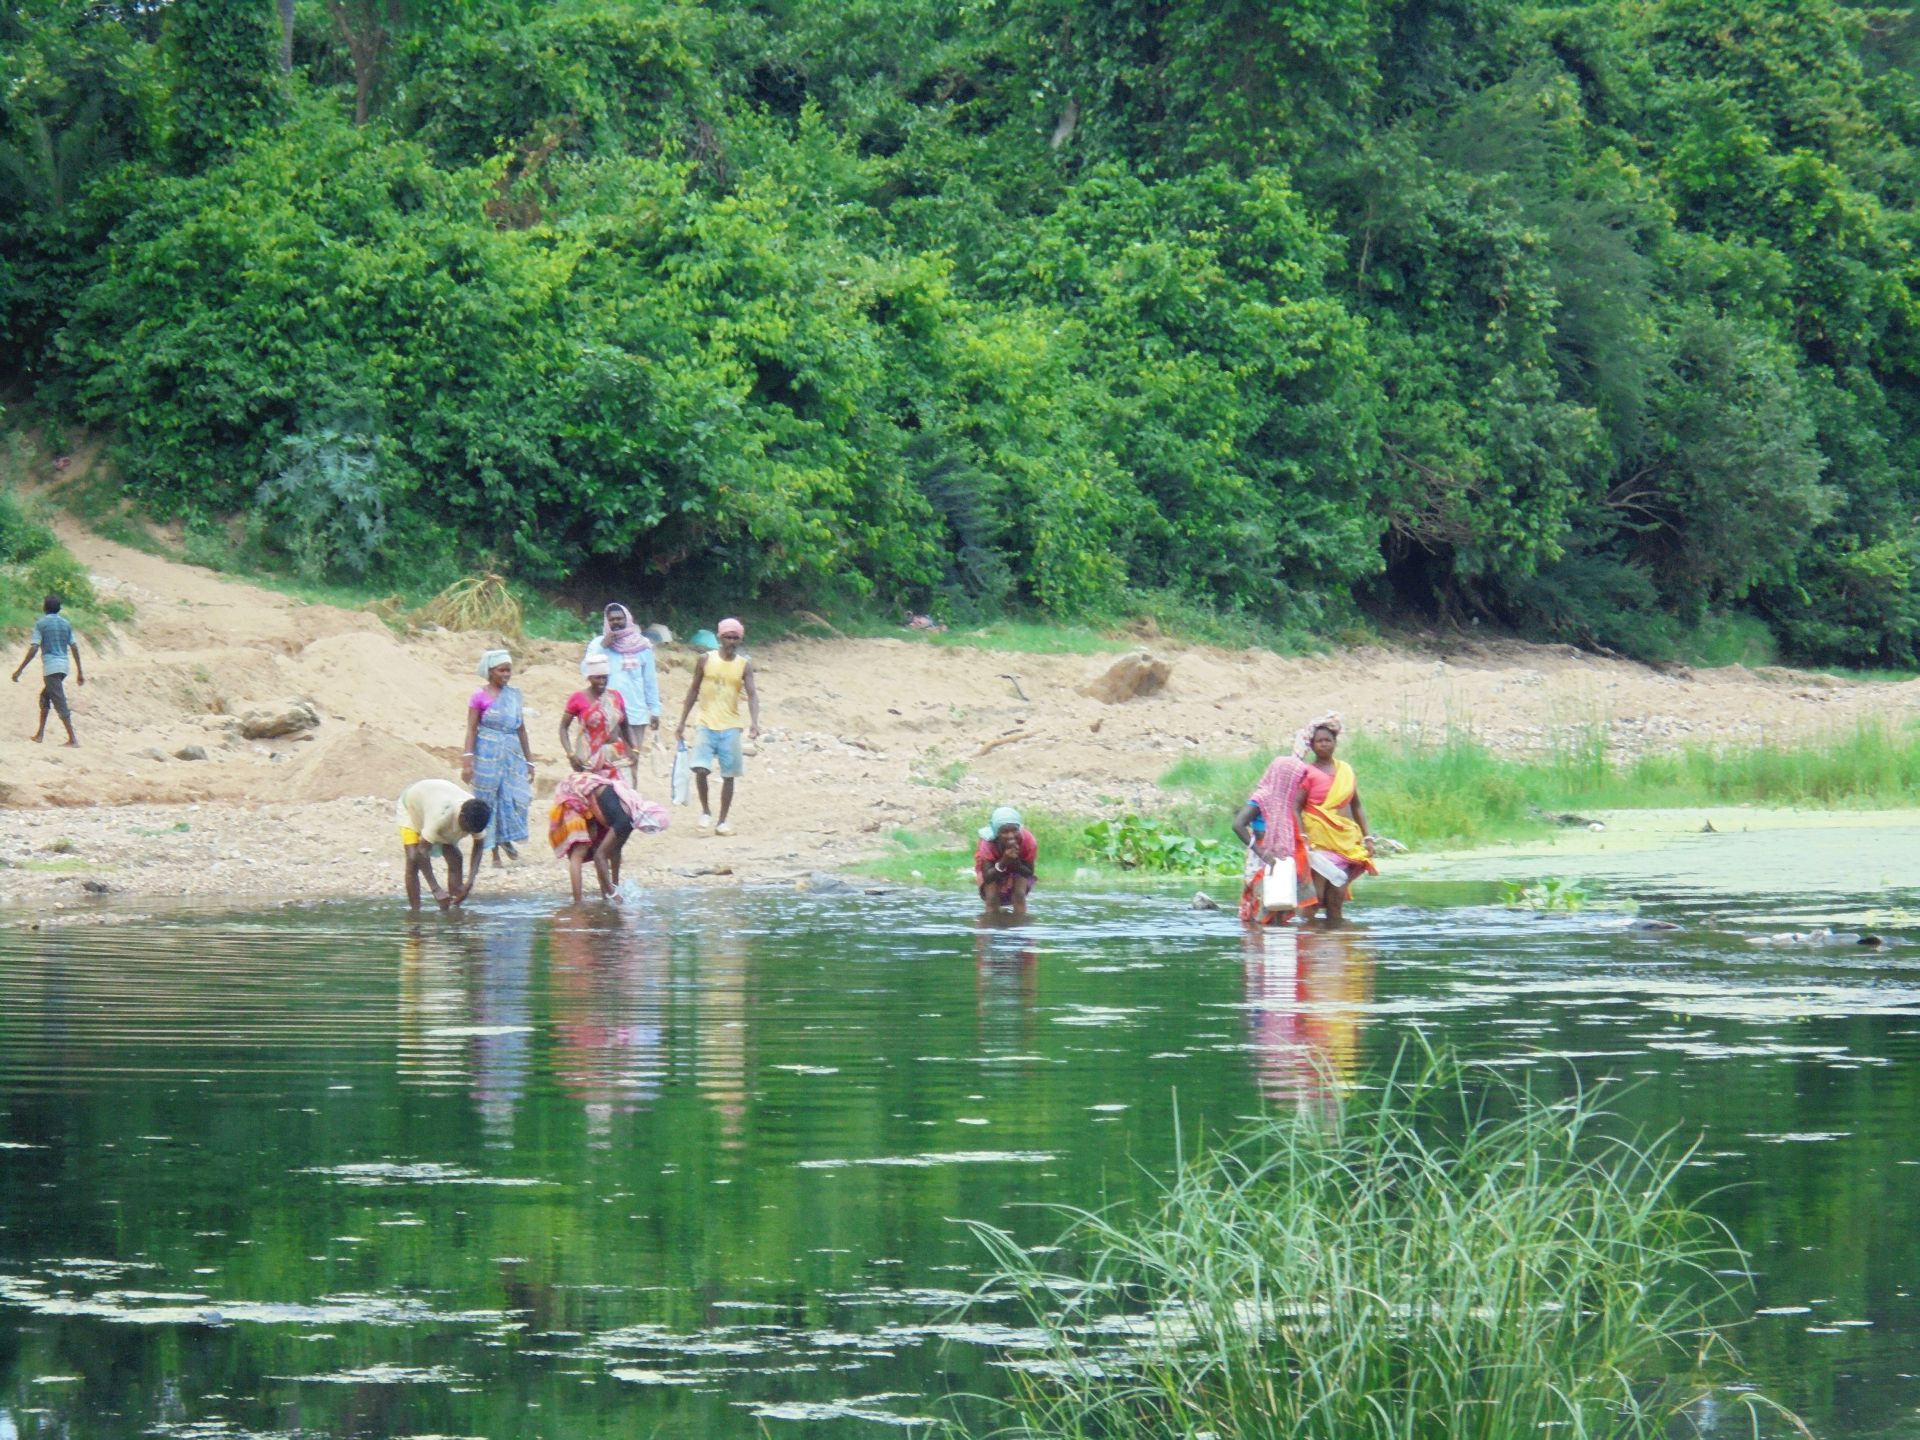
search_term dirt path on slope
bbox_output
[4,523,1917,918]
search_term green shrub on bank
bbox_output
[0,486,126,640]
[967,1045,1783,1440]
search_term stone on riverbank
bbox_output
[236,700,321,740]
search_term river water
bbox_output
[2,860,1918,1438]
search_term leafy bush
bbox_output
[1082,814,1233,875]
[0,485,120,640]
[25,548,94,609]
[256,418,387,581]
[0,490,56,565]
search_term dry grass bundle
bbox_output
[415,573,524,638]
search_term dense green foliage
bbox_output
[5,0,1920,658]
[0,447,126,638]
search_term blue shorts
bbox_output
[691,726,744,778]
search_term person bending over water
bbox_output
[396,778,492,910]
[975,806,1037,917]
[549,741,668,904]
[550,765,637,902]
[1292,713,1377,922]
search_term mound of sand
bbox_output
[287,725,446,803]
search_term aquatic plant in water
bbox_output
[1501,876,1589,912]
[1081,815,1235,876]
[965,1045,1794,1440]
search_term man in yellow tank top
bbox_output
[673,616,761,835]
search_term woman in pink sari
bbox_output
[548,763,666,903]
[550,656,666,902]
[1232,752,1310,927]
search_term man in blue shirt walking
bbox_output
[10,593,85,746]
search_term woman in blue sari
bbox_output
[462,649,535,866]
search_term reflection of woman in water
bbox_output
[548,905,667,1145]
[471,911,534,1144]
[1293,713,1377,922]
[975,912,1039,1052]
[1240,925,1374,1109]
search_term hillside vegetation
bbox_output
[5,0,1920,662]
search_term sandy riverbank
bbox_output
[3,522,1918,921]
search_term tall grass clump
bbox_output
[966,1046,1785,1440]
[1161,735,1540,850]
[1165,720,1920,850]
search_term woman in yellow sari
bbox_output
[1291,713,1377,922]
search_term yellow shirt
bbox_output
[395,778,472,846]
[696,652,748,731]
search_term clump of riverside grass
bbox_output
[415,573,523,638]
[965,1046,1791,1440]
[1163,720,1920,850]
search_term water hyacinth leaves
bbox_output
[965,1044,1795,1440]
[1081,815,1233,876]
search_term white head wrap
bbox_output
[478,649,512,680]
[581,652,611,678]
[978,805,1023,840]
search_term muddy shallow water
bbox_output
[3,844,1920,1438]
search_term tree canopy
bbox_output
[5,0,1918,662]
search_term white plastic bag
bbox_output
[671,741,691,806]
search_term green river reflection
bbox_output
[3,855,1920,1438]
